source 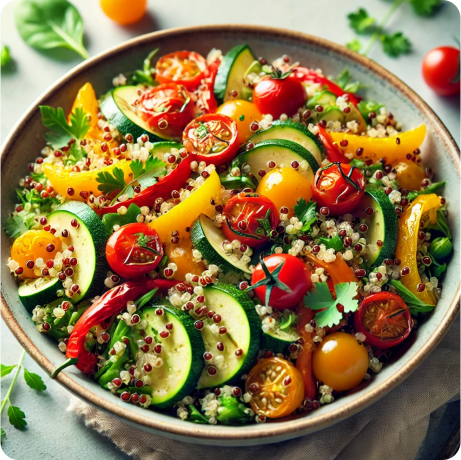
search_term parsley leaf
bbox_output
[101,203,142,234]
[347,39,362,53]
[40,106,90,149]
[96,167,126,194]
[294,198,317,233]
[333,69,364,93]
[3,210,36,238]
[132,156,166,191]
[8,405,27,430]
[409,0,441,16]
[348,8,376,34]
[318,234,344,251]
[1,364,16,377]
[407,181,446,201]
[23,368,47,392]
[381,32,411,57]
[305,282,359,328]
[388,280,435,314]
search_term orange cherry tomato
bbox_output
[156,51,207,91]
[312,332,369,392]
[245,357,304,419]
[100,0,147,25]
[164,237,206,281]
[11,230,62,278]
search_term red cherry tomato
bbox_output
[196,58,220,114]
[422,46,460,97]
[182,113,239,165]
[106,223,164,279]
[312,162,365,215]
[253,76,307,119]
[250,254,312,310]
[140,83,194,140]
[316,125,351,163]
[222,192,280,248]
[155,51,207,91]
[354,292,414,349]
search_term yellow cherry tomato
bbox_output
[217,100,262,145]
[245,357,304,419]
[395,194,441,306]
[11,230,62,278]
[164,237,206,281]
[149,170,221,241]
[394,161,426,191]
[100,0,147,25]
[43,160,133,201]
[312,332,369,392]
[256,168,313,217]
[329,124,426,166]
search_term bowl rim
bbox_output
[1,23,460,443]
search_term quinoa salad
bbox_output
[4,44,452,425]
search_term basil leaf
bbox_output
[14,0,89,60]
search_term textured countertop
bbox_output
[1,0,459,459]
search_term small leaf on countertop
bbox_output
[1,365,17,378]
[7,405,27,430]
[23,368,47,391]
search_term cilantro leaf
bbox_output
[357,100,384,119]
[294,198,317,233]
[318,234,344,251]
[1,364,16,377]
[96,167,126,194]
[348,8,376,34]
[132,156,166,191]
[102,203,142,234]
[388,280,435,314]
[3,210,36,238]
[7,405,27,430]
[407,181,446,201]
[409,0,441,16]
[381,32,411,57]
[347,39,362,53]
[333,70,364,93]
[305,282,359,328]
[129,159,145,179]
[23,368,47,392]
[40,106,89,149]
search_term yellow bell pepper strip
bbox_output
[329,124,426,166]
[394,161,426,191]
[43,160,133,201]
[395,194,441,306]
[148,170,221,241]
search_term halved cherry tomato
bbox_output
[196,58,220,114]
[11,230,62,278]
[317,125,351,163]
[106,223,163,279]
[250,253,312,310]
[182,113,238,165]
[245,357,304,419]
[354,292,414,350]
[140,84,194,140]
[222,192,280,248]
[217,100,262,145]
[155,51,207,91]
[253,75,307,119]
[312,162,365,215]
[312,332,369,392]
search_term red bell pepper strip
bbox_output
[96,154,192,217]
[196,58,220,115]
[317,125,351,164]
[296,305,317,401]
[50,279,177,378]
[290,67,361,107]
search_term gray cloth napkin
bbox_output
[69,318,459,460]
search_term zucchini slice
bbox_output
[214,44,255,105]
[150,141,183,161]
[99,86,175,143]
[307,90,337,110]
[248,120,323,165]
[358,186,399,268]
[197,284,260,389]
[262,326,300,355]
[133,301,204,409]
[47,201,109,303]
[18,277,61,312]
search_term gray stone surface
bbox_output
[1,0,459,459]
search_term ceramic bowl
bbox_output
[1,25,459,446]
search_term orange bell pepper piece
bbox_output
[305,252,357,285]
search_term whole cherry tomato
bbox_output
[140,84,194,140]
[253,75,307,119]
[354,292,414,349]
[222,192,280,248]
[245,357,304,419]
[250,253,312,310]
[182,113,239,165]
[100,0,146,25]
[155,51,207,91]
[312,162,365,215]
[106,223,163,279]
[422,46,460,97]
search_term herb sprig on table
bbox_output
[347,0,442,57]
[1,350,48,442]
